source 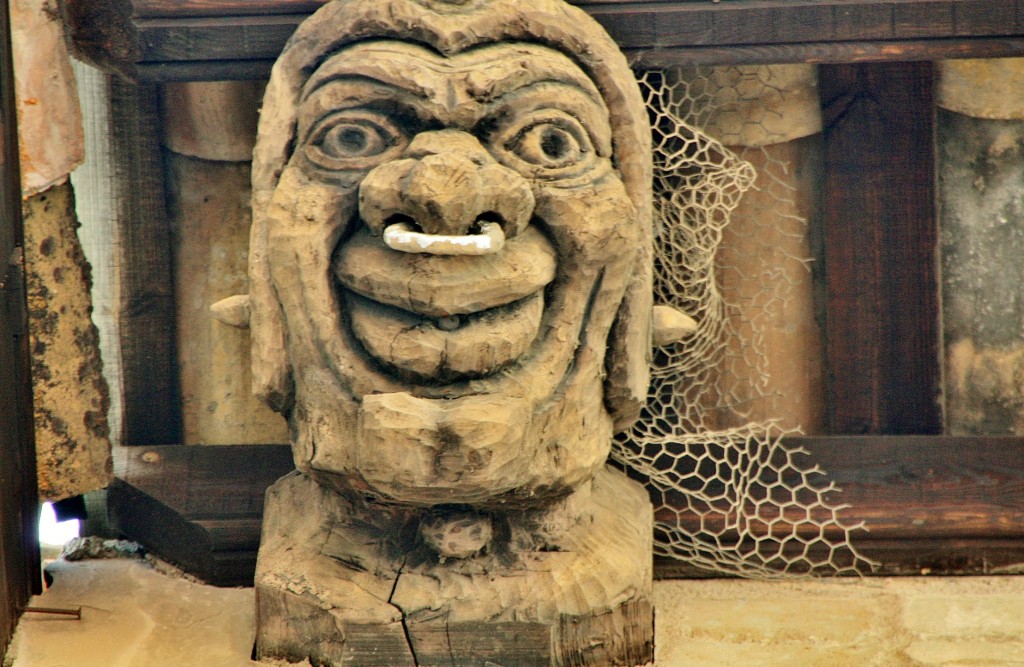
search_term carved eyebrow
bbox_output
[303,64,436,103]
[461,59,603,106]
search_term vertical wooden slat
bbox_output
[0,0,40,657]
[109,79,182,445]
[819,63,942,435]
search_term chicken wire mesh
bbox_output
[612,65,877,577]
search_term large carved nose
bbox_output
[359,130,534,255]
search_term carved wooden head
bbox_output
[249,0,652,506]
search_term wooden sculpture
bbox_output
[241,0,657,663]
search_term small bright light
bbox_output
[38,502,81,546]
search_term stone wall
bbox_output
[938,58,1024,435]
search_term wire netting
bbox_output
[613,66,877,577]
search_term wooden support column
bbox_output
[708,64,826,434]
[110,79,182,445]
[819,63,942,435]
[160,81,288,445]
[0,0,39,655]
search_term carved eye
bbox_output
[495,112,597,177]
[304,112,405,169]
[513,124,585,168]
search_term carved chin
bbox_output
[333,224,557,383]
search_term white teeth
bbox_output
[382,221,505,255]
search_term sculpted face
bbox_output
[263,40,642,505]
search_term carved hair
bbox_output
[249,0,652,428]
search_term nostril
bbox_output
[472,212,505,235]
[383,214,421,234]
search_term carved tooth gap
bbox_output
[472,211,505,235]
[383,213,421,234]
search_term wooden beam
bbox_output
[107,79,183,445]
[0,0,40,656]
[108,445,292,585]
[108,436,1024,584]
[66,0,1024,82]
[819,62,942,435]
[657,436,1024,577]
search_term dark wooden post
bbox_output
[0,0,41,656]
[819,62,942,435]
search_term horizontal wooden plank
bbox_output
[133,38,1024,81]
[133,2,1024,63]
[628,37,1024,67]
[68,0,1024,80]
[108,437,1024,582]
[113,444,292,518]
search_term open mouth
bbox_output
[333,224,557,382]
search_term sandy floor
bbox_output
[8,557,1024,666]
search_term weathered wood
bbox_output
[108,79,182,445]
[66,0,1024,81]
[108,435,1024,583]
[657,435,1024,577]
[819,62,942,435]
[108,445,292,585]
[629,38,1024,69]
[0,0,40,656]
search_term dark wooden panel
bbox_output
[657,436,1024,577]
[0,0,40,657]
[832,4,894,40]
[109,437,1024,583]
[136,15,301,63]
[819,62,941,435]
[630,37,1024,67]
[894,2,956,38]
[108,80,182,445]
[66,0,1024,80]
[108,445,292,585]
[953,0,1022,35]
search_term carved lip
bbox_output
[346,291,544,381]
[333,223,557,381]
[333,224,556,317]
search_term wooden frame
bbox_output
[68,0,1024,583]
[0,0,40,655]
[66,0,1024,81]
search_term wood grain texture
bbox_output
[108,445,291,585]
[657,436,1024,577]
[65,1,1024,80]
[108,80,182,445]
[0,0,40,656]
[819,62,941,435]
[109,436,1024,582]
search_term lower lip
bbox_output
[345,290,545,381]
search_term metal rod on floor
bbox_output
[24,606,82,619]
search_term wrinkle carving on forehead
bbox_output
[297,40,613,158]
[304,41,605,105]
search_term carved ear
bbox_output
[603,240,652,433]
[249,189,294,414]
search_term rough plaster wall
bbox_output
[12,0,111,498]
[23,184,112,501]
[938,59,1024,435]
